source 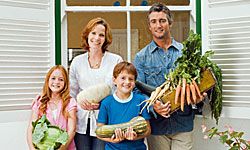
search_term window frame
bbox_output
[61,0,196,64]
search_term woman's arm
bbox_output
[59,108,77,150]
[27,110,38,150]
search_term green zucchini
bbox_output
[95,116,148,138]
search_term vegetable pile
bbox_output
[32,115,68,150]
[140,30,222,124]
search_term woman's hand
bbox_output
[124,126,137,140]
[79,99,99,110]
[153,100,171,118]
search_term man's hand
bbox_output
[196,92,207,104]
[153,100,171,118]
[80,99,99,110]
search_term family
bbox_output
[27,3,205,150]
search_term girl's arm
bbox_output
[27,110,38,150]
[96,123,125,143]
[59,108,77,150]
[125,120,151,141]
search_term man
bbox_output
[134,3,205,150]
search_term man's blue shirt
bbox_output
[133,39,194,135]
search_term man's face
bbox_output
[148,11,171,39]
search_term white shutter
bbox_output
[0,0,55,111]
[202,0,250,118]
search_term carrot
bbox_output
[192,79,202,98]
[174,81,182,104]
[190,83,197,103]
[186,84,191,105]
[156,82,170,100]
[147,87,162,111]
[180,78,186,111]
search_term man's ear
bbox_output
[169,22,173,28]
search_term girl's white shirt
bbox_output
[69,51,123,136]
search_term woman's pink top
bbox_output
[32,97,77,150]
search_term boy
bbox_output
[97,61,151,150]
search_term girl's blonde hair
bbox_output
[39,65,71,118]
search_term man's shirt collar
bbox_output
[149,38,182,53]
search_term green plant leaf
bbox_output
[219,135,228,144]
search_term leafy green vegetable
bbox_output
[32,115,69,150]
[168,30,222,124]
[199,50,223,124]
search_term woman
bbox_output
[69,17,123,150]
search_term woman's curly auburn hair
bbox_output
[81,17,112,53]
[38,65,71,118]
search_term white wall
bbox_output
[0,110,30,150]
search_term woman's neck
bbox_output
[88,49,104,69]
[88,48,103,57]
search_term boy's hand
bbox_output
[110,128,125,143]
[153,100,171,118]
[124,126,137,140]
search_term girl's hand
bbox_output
[58,145,67,150]
[110,128,125,143]
[80,99,99,110]
[29,147,36,150]
[124,126,137,140]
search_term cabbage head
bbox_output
[32,115,68,150]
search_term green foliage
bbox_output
[32,115,69,150]
[169,30,223,123]
[204,125,250,150]
[169,30,202,85]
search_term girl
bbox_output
[27,65,77,150]
[97,61,151,150]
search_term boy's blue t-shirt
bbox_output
[97,92,151,150]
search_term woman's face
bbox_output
[88,24,106,50]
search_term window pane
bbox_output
[67,12,127,65]
[131,11,190,61]
[131,0,190,6]
[67,0,126,6]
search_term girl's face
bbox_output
[48,69,65,94]
[88,24,106,50]
[113,70,136,96]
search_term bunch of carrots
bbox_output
[140,30,222,123]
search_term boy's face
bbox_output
[113,70,135,95]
